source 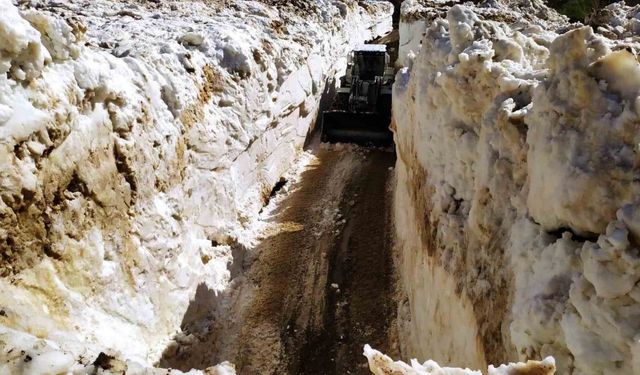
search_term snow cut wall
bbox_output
[0,0,392,372]
[392,1,640,374]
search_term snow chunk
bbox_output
[0,0,50,81]
[527,26,640,235]
[364,345,482,375]
[582,220,640,299]
[22,10,82,61]
[488,357,556,375]
[364,345,556,375]
[588,50,640,100]
[179,32,205,47]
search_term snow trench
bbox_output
[0,0,392,373]
[5,0,640,374]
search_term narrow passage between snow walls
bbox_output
[4,0,640,374]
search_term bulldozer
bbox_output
[321,44,395,146]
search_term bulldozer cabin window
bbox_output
[353,52,386,81]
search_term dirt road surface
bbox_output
[160,146,398,374]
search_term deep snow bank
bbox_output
[392,1,640,374]
[0,0,392,372]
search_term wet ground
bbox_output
[160,147,398,374]
[292,149,397,375]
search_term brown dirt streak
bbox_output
[398,142,511,366]
[323,151,398,375]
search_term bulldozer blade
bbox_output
[321,111,393,146]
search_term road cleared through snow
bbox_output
[160,145,399,374]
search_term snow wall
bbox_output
[0,0,392,373]
[391,1,640,374]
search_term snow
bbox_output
[0,1,50,82]
[488,357,556,375]
[588,2,640,39]
[0,325,235,374]
[397,0,563,67]
[589,50,640,100]
[0,0,392,372]
[363,345,555,375]
[391,1,640,374]
[8,0,640,372]
[355,44,388,52]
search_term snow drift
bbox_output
[391,1,640,374]
[0,0,392,372]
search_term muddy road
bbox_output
[160,147,398,374]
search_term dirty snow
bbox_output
[364,345,555,375]
[0,0,392,372]
[8,0,640,373]
[391,1,640,374]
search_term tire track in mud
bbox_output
[292,150,398,375]
[235,148,399,374]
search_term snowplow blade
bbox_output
[321,111,393,146]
